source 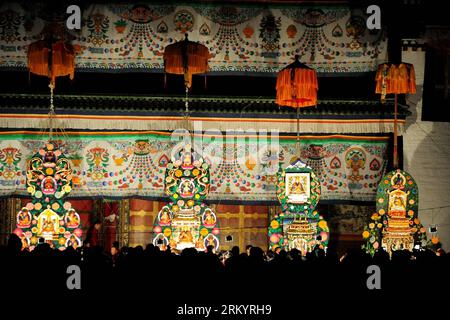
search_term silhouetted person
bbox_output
[0,241,448,300]
[206,245,215,255]
[111,241,120,267]
[230,246,239,257]
[6,233,22,255]
[85,220,102,248]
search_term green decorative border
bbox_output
[276,160,321,217]
[164,146,210,203]
[376,169,418,218]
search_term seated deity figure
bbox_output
[291,177,305,194]
[388,192,407,217]
[205,234,216,248]
[42,177,56,195]
[195,235,205,250]
[17,209,31,228]
[66,210,80,228]
[44,150,56,165]
[180,179,195,197]
[41,219,56,240]
[67,235,80,249]
[43,219,55,232]
[179,227,194,243]
[159,210,171,225]
[38,209,60,240]
[181,145,194,169]
[203,210,216,226]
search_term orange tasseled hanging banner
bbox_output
[276,63,318,108]
[51,41,75,84]
[163,34,209,89]
[375,63,416,97]
[27,40,76,87]
[407,64,416,94]
[28,40,51,79]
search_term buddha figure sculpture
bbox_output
[380,171,416,255]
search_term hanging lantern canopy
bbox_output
[28,39,76,87]
[276,56,318,158]
[276,55,318,108]
[375,63,416,102]
[375,62,416,168]
[163,33,210,89]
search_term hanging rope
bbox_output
[296,107,300,157]
[48,82,55,141]
[184,85,190,132]
[44,80,69,150]
[393,93,398,168]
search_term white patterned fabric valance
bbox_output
[0,131,389,202]
[0,2,387,74]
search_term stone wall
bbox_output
[402,45,450,251]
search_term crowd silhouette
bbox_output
[0,233,448,300]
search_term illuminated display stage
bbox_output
[152,145,220,252]
[14,142,83,250]
[268,159,329,256]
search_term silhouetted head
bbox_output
[231,246,240,257]
[93,220,102,230]
[316,248,326,259]
[265,250,274,261]
[34,242,52,256]
[206,245,215,254]
[249,246,264,260]
[373,248,389,263]
[64,245,76,256]
[181,247,197,257]
[289,248,301,260]
[7,233,22,254]
[278,249,287,259]
[111,246,119,256]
